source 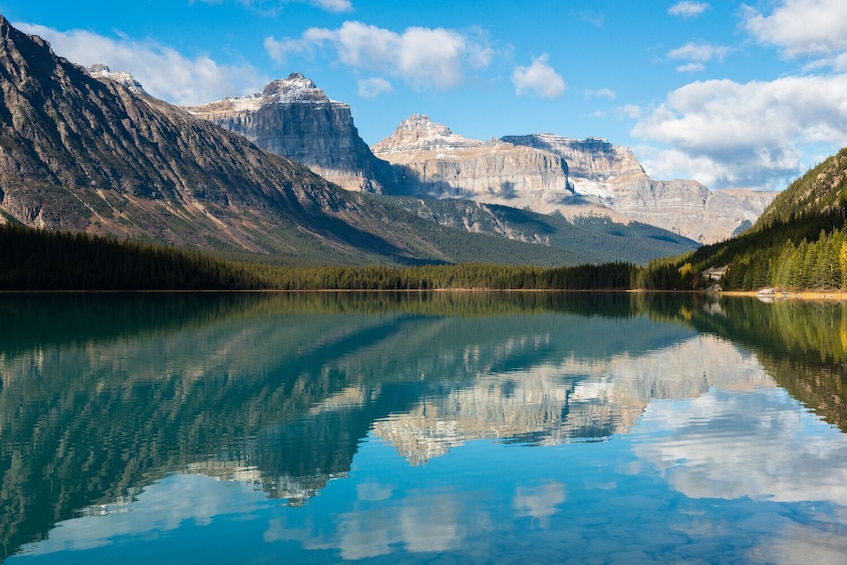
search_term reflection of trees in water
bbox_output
[3,292,841,559]
[689,297,847,432]
[0,292,681,559]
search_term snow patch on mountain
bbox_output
[86,64,148,96]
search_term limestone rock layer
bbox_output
[185,73,395,193]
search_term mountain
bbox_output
[372,115,600,214]
[371,114,574,206]
[186,84,702,261]
[644,147,847,291]
[754,148,847,229]
[503,134,776,244]
[183,73,396,193]
[372,118,775,245]
[0,16,592,267]
[383,196,699,265]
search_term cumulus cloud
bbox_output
[668,1,711,18]
[631,75,847,189]
[265,21,494,90]
[667,41,730,62]
[357,77,392,98]
[512,54,566,98]
[744,0,847,58]
[16,22,267,105]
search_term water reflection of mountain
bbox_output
[372,332,772,464]
[0,292,790,559]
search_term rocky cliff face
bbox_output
[184,74,395,193]
[502,134,645,181]
[373,121,775,244]
[371,115,578,213]
[0,18,351,247]
[504,134,776,243]
[3,18,591,265]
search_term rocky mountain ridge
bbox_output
[503,134,776,243]
[375,120,776,244]
[371,114,574,208]
[2,16,621,266]
[188,75,774,244]
[502,133,645,181]
[184,73,395,193]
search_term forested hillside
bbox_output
[637,148,847,292]
[0,224,633,291]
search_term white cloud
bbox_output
[512,54,566,99]
[310,0,353,12]
[265,21,494,90]
[616,104,642,119]
[667,41,730,62]
[357,77,392,98]
[193,0,352,14]
[668,1,711,18]
[396,27,467,89]
[744,0,847,58]
[16,23,267,105]
[513,482,565,528]
[631,75,847,189]
[585,87,616,99]
[676,62,706,73]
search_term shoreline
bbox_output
[719,290,847,301]
[2,288,847,300]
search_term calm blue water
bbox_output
[2,292,847,563]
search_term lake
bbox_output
[2,292,847,564]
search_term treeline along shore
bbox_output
[0,224,634,291]
[6,214,847,294]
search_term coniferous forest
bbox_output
[0,223,634,291]
[637,148,847,292]
[5,148,847,293]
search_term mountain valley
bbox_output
[0,16,701,267]
[190,76,775,246]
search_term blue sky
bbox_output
[3,0,847,192]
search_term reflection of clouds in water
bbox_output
[741,512,847,565]
[357,481,393,501]
[399,494,463,552]
[632,387,847,504]
[265,491,471,560]
[16,474,265,556]
[513,481,566,528]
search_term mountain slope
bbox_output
[0,16,589,267]
[386,196,699,265]
[754,148,847,230]
[644,147,847,291]
[501,134,776,244]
